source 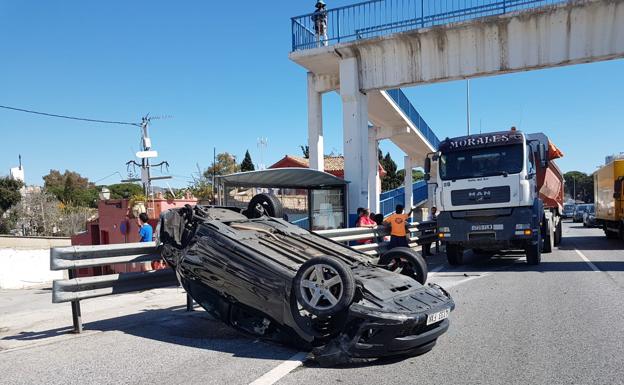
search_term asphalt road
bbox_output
[1,221,622,385]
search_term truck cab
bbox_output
[425,129,563,265]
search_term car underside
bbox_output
[158,195,454,365]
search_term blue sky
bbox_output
[0,1,622,187]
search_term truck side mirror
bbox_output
[539,144,548,168]
[424,158,431,174]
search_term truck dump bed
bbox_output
[594,159,624,221]
[527,133,564,211]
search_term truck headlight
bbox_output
[438,226,450,233]
[515,224,531,230]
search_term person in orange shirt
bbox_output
[384,204,414,248]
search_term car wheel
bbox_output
[542,218,554,254]
[526,229,542,265]
[446,244,464,265]
[378,247,428,284]
[294,256,355,318]
[245,193,284,219]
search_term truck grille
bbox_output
[451,186,510,206]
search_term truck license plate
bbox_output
[426,308,450,325]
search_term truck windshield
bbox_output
[439,144,524,181]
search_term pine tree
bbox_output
[240,150,255,172]
[381,152,402,191]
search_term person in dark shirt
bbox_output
[311,0,328,47]
[137,212,153,242]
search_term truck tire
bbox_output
[554,219,562,246]
[378,247,428,284]
[245,193,284,219]
[446,244,464,266]
[526,230,542,265]
[542,218,554,254]
[604,224,618,239]
[293,256,355,318]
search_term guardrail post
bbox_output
[186,293,194,312]
[503,0,507,13]
[421,0,425,27]
[68,269,83,333]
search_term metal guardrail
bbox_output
[50,242,177,333]
[316,220,438,256]
[291,0,566,51]
[50,221,438,332]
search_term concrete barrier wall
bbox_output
[0,236,71,289]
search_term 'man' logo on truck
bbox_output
[468,190,492,201]
[449,134,510,149]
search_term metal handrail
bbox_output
[291,0,566,51]
[384,89,440,149]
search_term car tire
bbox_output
[245,193,284,219]
[293,256,355,318]
[542,218,554,254]
[526,229,542,265]
[378,247,428,284]
[446,244,464,265]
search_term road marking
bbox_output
[249,351,307,385]
[441,272,493,289]
[428,265,444,277]
[574,249,601,273]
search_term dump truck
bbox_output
[424,128,564,265]
[593,158,624,239]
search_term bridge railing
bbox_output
[385,89,440,149]
[380,180,428,217]
[291,0,565,51]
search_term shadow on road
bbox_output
[0,305,295,360]
[558,235,624,251]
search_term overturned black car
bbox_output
[158,194,454,365]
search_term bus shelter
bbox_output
[215,168,348,230]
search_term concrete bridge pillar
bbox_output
[368,127,380,214]
[340,57,369,223]
[307,73,324,171]
[404,156,413,218]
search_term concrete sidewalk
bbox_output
[0,285,190,351]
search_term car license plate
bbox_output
[426,308,450,325]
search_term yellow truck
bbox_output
[593,158,624,239]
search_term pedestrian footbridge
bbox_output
[289,0,624,219]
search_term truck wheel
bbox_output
[554,220,562,246]
[604,225,618,239]
[245,193,284,219]
[378,247,428,284]
[526,230,542,265]
[542,219,554,254]
[294,256,355,318]
[446,244,464,265]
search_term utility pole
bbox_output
[257,137,268,170]
[466,80,471,136]
[123,115,171,196]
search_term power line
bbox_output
[0,104,140,126]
